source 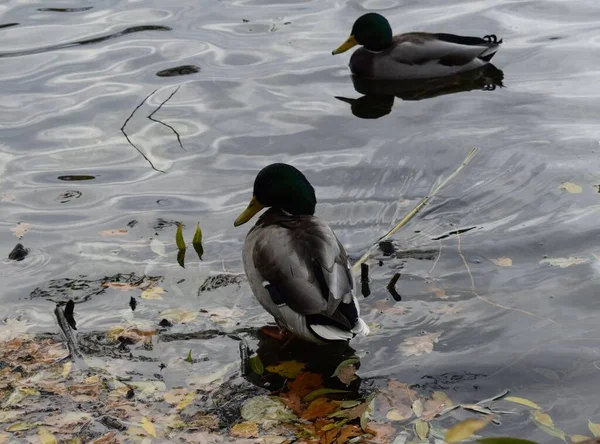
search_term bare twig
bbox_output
[352,147,479,274]
[120,89,166,173]
[147,86,185,151]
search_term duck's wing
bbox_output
[251,212,366,339]
[391,32,502,66]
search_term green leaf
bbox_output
[534,422,567,442]
[266,360,306,378]
[589,420,600,437]
[248,355,264,376]
[415,419,430,440]
[177,248,186,268]
[175,223,186,250]
[477,439,539,444]
[504,396,542,410]
[192,222,203,260]
[185,349,193,363]
[303,388,351,403]
[6,422,40,432]
[360,393,376,431]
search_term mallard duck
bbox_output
[234,163,370,344]
[332,13,502,80]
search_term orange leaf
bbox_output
[280,392,304,415]
[288,372,323,397]
[230,422,259,438]
[318,427,340,444]
[302,398,340,420]
[337,425,362,443]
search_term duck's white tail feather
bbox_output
[351,318,370,337]
[311,324,354,341]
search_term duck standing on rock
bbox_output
[234,163,370,344]
[332,13,502,80]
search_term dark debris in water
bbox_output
[156,65,200,77]
[37,7,94,12]
[0,23,19,29]
[29,272,162,303]
[154,218,182,231]
[8,243,29,261]
[431,226,477,241]
[394,248,438,261]
[57,175,96,181]
[56,190,82,203]
[199,274,246,293]
[415,371,487,391]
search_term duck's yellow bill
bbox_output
[234,195,265,226]
[332,35,358,55]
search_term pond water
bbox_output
[1,0,600,441]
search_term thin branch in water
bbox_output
[120,88,166,173]
[147,86,185,151]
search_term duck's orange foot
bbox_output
[260,326,292,341]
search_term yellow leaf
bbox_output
[20,387,40,396]
[62,362,72,378]
[559,182,582,194]
[533,411,554,428]
[491,257,513,267]
[99,228,128,237]
[141,287,166,300]
[589,420,600,437]
[412,399,423,417]
[535,422,566,441]
[432,391,453,406]
[231,422,259,438]
[0,434,7,444]
[572,434,592,442]
[160,308,197,323]
[445,417,493,443]
[504,396,541,410]
[386,409,411,421]
[414,419,430,440]
[11,222,30,239]
[539,257,587,268]
[266,361,306,379]
[176,392,195,411]
[141,417,156,437]
[163,389,186,405]
[6,422,40,432]
[38,427,58,444]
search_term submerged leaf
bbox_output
[332,358,359,385]
[504,396,541,410]
[177,392,195,411]
[360,393,376,431]
[141,417,157,437]
[241,396,296,427]
[572,435,593,443]
[412,399,423,417]
[432,391,453,407]
[589,421,600,437]
[539,257,587,268]
[287,372,323,397]
[266,360,306,379]
[559,182,583,194]
[177,248,186,268]
[301,397,340,420]
[414,419,430,440]
[150,238,167,257]
[397,332,441,356]
[6,422,40,432]
[11,222,31,239]
[386,409,411,421]
[533,411,554,428]
[141,287,165,300]
[38,427,58,444]
[175,223,186,250]
[303,388,351,403]
[445,417,493,443]
[231,422,259,438]
[534,422,566,442]
[160,308,197,323]
[193,222,203,260]
[491,257,513,267]
[248,355,264,376]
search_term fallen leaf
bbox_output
[231,422,259,438]
[491,257,513,267]
[38,427,58,444]
[249,355,264,376]
[414,418,430,440]
[240,396,296,427]
[0,411,20,424]
[177,392,195,411]
[539,257,587,268]
[6,422,40,432]
[288,372,323,397]
[150,238,167,257]
[11,222,30,239]
[422,398,447,421]
[412,399,423,417]
[106,326,156,342]
[589,421,600,437]
[266,361,306,379]
[159,308,197,324]
[445,417,493,443]
[301,398,340,420]
[535,422,566,441]
[573,435,593,443]
[559,182,583,194]
[337,424,362,443]
[1,194,16,202]
[176,224,186,250]
[386,409,411,421]
[360,394,376,431]
[279,392,303,415]
[193,222,203,260]
[432,391,453,406]
[164,388,187,405]
[141,417,157,437]
[185,350,193,363]
[333,358,359,385]
[90,433,119,444]
[100,229,127,237]
[141,287,166,299]
[62,362,72,378]
[304,388,351,403]
[533,411,554,428]
[426,283,447,299]
[397,332,441,356]
[504,396,541,410]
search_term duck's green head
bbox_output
[234,163,317,226]
[332,13,393,54]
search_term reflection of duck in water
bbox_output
[234,163,370,344]
[332,13,502,80]
[336,64,504,119]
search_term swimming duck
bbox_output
[332,13,502,80]
[234,163,370,344]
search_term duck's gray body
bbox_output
[242,209,369,344]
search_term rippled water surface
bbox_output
[2,0,600,440]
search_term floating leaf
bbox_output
[185,350,193,363]
[332,358,359,385]
[141,287,165,300]
[397,332,441,356]
[150,238,167,257]
[99,228,127,237]
[159,308,197,323]
[248,355,264,376]
[193,222,203,260]
[241,396,296,427]
[445,417,493,443]
[141,417,156,437]
[589,421,600,437]
[539,257,587,268]
[266,360,306,379]
[231,422,259,438]
[415,419,430,440]
[360,394,376,431]
[6,422,40,432]
[62,362,72,378]
[534,422,566,442]
[432,391,453,407]
[477,439,539,444]
[533,411,554,428]
[492,257,513,267]
[175,223,186,250]
[412,399,423,417]
[303,388,351,403]
[301,397,340,420]
[559,182,583,194]
[38,427,58,444]
[504,396,541,410]
[572,435,593,443]
[386,409,411,421]
[287,372,322,397]
[177,392,195,411]
[11,222,30,239]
